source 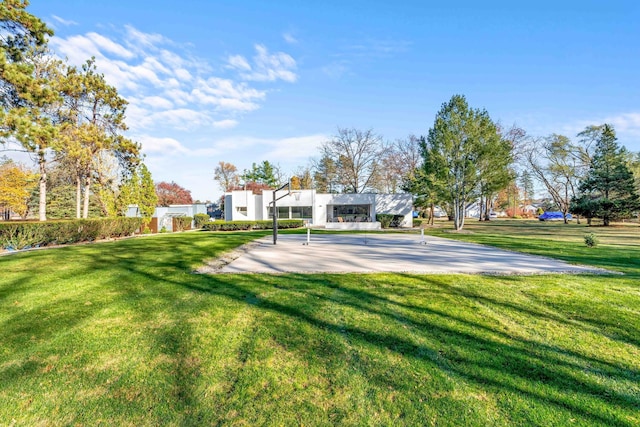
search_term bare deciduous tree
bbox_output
[521,131,594,224]
[375,135,422,193]
[321,127,387,193]
[214,161,240,192]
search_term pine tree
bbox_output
[574,125,640,225]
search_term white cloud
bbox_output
[49,24,303,194]
[604,112,640,136]
[240,44,298,83]
[51,15,78,27]
[50,34,105,64]
[163,88,193,107]
[212,119,239,129]
[210,133,327,162]
[51,26,294,126]
[283,33,298,44]
[12,20,307,201]
[140,96,174,109]
[139,135,189,155]
[190,77,265,111]
[86,32,135,59]
[174,68,192,81]
[228,44,299,81]
[264,134,327,161]
[124,25,168,50]
[227,54,251,71]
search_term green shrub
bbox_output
[173,216,193,232]
[202,221,254,231]
[194,213,210,229]
[201,220,303,231]
[0,218,142,250]
[413,218,424,227]
[584,232,599,248]
[251,220,303,230]
[376,214,405,228]
[376,214,393,229]
[276,220,304,229]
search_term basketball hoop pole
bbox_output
[272,180,292,245]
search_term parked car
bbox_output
[538,211,572,221]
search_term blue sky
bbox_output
[23,1,640,200]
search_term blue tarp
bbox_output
[538,211,572,221]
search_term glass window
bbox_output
[329,204,371,222]
[291,206,312,218]
[278,206,289,218]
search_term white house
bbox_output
[127,203,207,232]
[224,189,413,230]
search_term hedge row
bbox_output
[173,216,193,232]
[0,217,143,250]
[193,213,210,229]
[201,220,304,231]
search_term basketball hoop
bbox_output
[292,191,302,201]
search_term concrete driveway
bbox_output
[211,232,607,275]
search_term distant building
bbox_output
[127,203,207,232]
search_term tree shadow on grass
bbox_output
[3,231,639,425]
[172,271,640,426]
[70,238,639,426]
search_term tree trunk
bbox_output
[483,195,491,221]
[453,197,465,230]
[430,203,435,226]
[82,175,91,218]
[76,175,82,219]
[38,150,47,221]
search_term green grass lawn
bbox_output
[1,223,639,426]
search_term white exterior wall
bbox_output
[375,194,414,227]
[254,194,264,220]
[224,190,257,221]
[314,193,331,225]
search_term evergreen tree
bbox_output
[241,160,281,188]
[116,163,157,222]
[0,3,55,221]
[573,125,640,226]
[519,170,534,205]
[313,154,338,193]
[422,95,506,230]
[0,0,53,110]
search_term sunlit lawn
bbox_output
[0,222,638,426]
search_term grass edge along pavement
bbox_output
[0,224,639,426]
